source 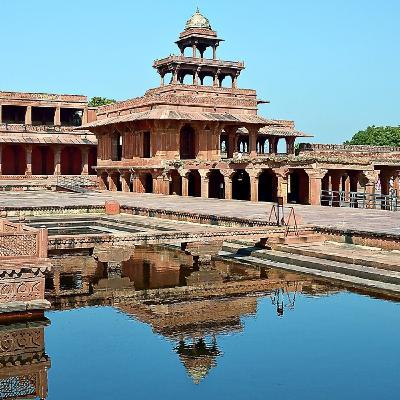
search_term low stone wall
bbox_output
[315,227,400,251]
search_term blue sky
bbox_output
[1,0,399,143]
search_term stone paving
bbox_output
[0,190,398,236]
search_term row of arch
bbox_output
[0,144,97,175]
[99,168,311,204]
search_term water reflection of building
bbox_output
[0,319,50,400]
[120,296,257,384]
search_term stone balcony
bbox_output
[0,123,79,133]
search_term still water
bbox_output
[2,246,400,399]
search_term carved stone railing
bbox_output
[0,220,47,259]
[299,143,400,153]
[0,123,78,133]
[0,90,86,102]
[0,320,50,400]
[153,55,245,68]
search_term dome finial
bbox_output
[185,8,212,30]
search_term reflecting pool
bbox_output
[1,246,400,399]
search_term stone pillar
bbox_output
[54,107,61,126]
[221,170,233,199]
[269,137,278,154]
[248,128,258,158]
[81,147,89,175]
[227,129,236,158]
[212,45,217,60]
[108,173,117,191]
[285,137,296,155]
[0,144,3,175]
[54,145,61,175]
[25,106,32,125]
[213,69,220,87]
[181,172,189,196]
[273,168,289,204]
[121,173,131,192]
[361,170,379,208]
[248,169,261,202]
[330,171,342,207]
[192,44,196,58]
[306,169,327,206]
[199,170,209,199]
[25,145,32,176]
[0,105,2,123]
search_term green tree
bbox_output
[88,96,116,107]
[345,125,400,146]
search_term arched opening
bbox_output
[208,169,225,199]
[169,170,182,195]
[61,146,82,175]
[288,169,310,204]
[188,170,201,197]
[220,134,228,158]
[237,135,249,153]
[182,73,193,85]
[2,145,26,175]
[256,137,268,155]
[32,146,54,175]
[88,147,97,175]
[141,173,153,193]
[258,169,278,202]
[200,75,213,86]
[180,124,196,159]
[202,46,213,59]
[232,170,250,201]
[219,75,230,88]
[163,72,173,85]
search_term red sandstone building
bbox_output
[79,9,399,207]
[0,91,97,177]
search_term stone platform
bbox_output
[0,190,398,237]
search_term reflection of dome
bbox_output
[175,338,220,384]
[185,8,212,30]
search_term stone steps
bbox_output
[217,250,400,294]
[273,243,400,272]
[220,241,400,289]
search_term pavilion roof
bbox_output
[79,109,271,129]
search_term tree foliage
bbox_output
[88,96,116,107]
[345,125,400,146]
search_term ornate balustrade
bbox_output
[153,55,244,68]
[0,220,47,259]
[0,123,78,133]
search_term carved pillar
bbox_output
[54,107,61,125]
[248,169,261,202]
[273,168,289,204]
[285,137,296,155]
[81,147,89,175]
[248,127,258,158]
[213,69,220,87]
[306,169,327,206]
[212,45,217,60]
[361,170,379,208]
[54,145,62,175]
[25,106,32,125]
[25,145,32,176]
[199,170,209,199]
[269,137,278,154]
